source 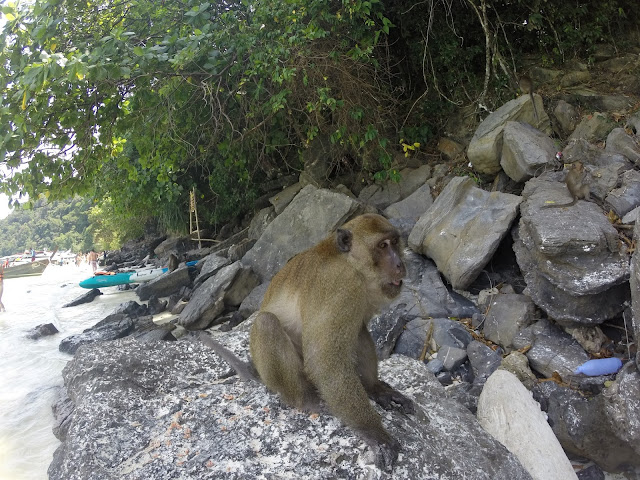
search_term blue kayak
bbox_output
[79,261,198,289]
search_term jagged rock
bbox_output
[135,264,193,301]
[369,303,411,360]
[483,293,536,350]
[467,340,502,385]
[243,185,358,281]
[59,314,135,354]
[146,296,167,315]
[62,289,102,308]
[395,317,473,371]
[248,207,276,241]
[358,165,431,209]
[534,369,640,473]
[382,183,433,226]
[153,236,193,257]
[178,261,258,330]
[26,323,59,340]
[500,121,557,182]
[512,319,589,383]
[48,336,532,480]
[605,169,640,217]
[567,112,615,143]
[51,387,74,440]
[111,300,148,317]
[499,352,537,390]
[605,127,640,164]
[192,254,232,290]
[553,100,579,136]
[269,182,304,214]
[227,239,256,262]
[409,176,522,289]
[513,172,630,326]
[603,363,640,462]
[130,316,175,343]
[238,282,269,318]
[468,94,551,175]
[478,370,579,480]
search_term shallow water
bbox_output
[0,264,138,480]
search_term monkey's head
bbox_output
[336,214,406,299]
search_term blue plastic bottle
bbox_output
[574,357,623,376]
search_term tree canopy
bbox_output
[1,0,637,242]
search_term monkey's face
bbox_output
[375,234,406,298]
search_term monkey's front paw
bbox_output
[372,438,400,471]
[374,388,415,414]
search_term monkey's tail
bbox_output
[195,331,260,382]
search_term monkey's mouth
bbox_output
[391,280,402,287]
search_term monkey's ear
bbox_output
[336,228,353,252]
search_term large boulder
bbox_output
[243,185,358,282]
[477,370,578,480]
[513,172,630,326]
[500,121,557,182]
[135,265,193,301]
[409,176,522,290]
[49,333,533,480]
[468,94,551,175]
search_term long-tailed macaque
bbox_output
[519,75,539,122]
[543,162,590,209]
[168,253,179,272]
[198,214,414,470]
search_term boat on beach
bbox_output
[2,258,50,279]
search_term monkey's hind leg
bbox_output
[250,312,318,409]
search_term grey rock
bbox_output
[111,300,148,317]
[409,176,522,289]
[605,127,640,164]
[26,322,59,340]
[478,370,579,480]
[269,182,304,214]
[534,378,640,473]
[179,262,258,330]
[227,239,256,262]
[370,303,411,360]
[468,94,551,175]
[483,293,536,350]
[48,336,533,480]
[499,351,537,390]
[567,112,615,144]
[130,316,176,343]
[395,317,473,371]
[192,254,232,290]
[62,289,102,308]
[382,183,433,224]
[513,172,630,326]
[146,296,168,315]
[467,340,502,384]
[631,219,640,368]
[248,206,276,241]
[553,100,578,136]
[243,185,358,282]
[59,314,135,355]
[136,265,193,301]
[153,236,192,257]
[238,282,268,318]
[602,363,640,462]
[605,169,640,217]
[358,165,431,210]
[500,121,557,182]
[51,387,74,440]
[512,319,589,382]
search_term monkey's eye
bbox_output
[391,237,398,246]
[379,241,388,249]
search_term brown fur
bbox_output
[543,162,590,209]
[519,75,539,122]
[250,213,413,470]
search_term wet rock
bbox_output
[478,370,579,480]
[62,289,102,308]
[409,176,522,289]
[59,314,135,355]
[112,300,148,317]
[146,296,167,316]
[48,336,532,480]
[26,323,59,340]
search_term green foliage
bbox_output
[0,197,92,256]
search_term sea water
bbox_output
[0,264,138,480]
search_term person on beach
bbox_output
[87,250,98,273]
[0,265,6,312]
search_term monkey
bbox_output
[519,75,539,122]
[543,161,591,209]
[196,214,414,470]
[168,253,179,272]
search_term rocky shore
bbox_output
[42,57,640,479]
